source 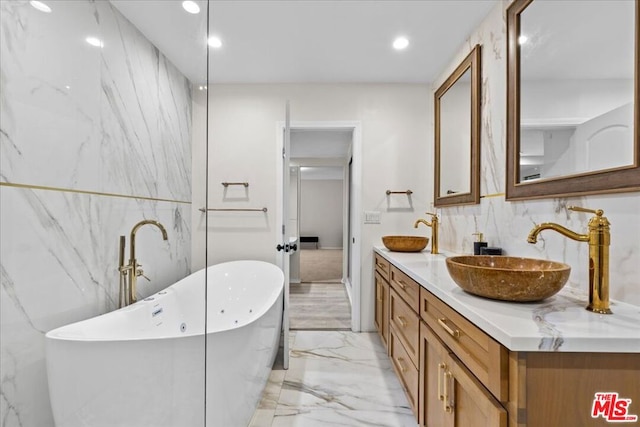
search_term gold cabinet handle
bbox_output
[443,371,454,413]
[397,315,408,327]
[438,318,460,339]
[397,280,407,290]
[397,357,408,373]
[438,362,446,401]
[376,262,387,271]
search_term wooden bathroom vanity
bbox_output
[374,249,640,427]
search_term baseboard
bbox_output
[290,279,301,284]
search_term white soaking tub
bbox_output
[45,260,284,427]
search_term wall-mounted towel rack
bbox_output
[222,182,249,187]
[386,190,413,195]
[199,207,267,213]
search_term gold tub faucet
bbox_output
[118,220,168,307]
[527,206,611,314]
[414,212,439,254]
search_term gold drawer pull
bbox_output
[438,362,446,401]
[443,371,454,413]
[397,280,407,290]
[397,357,408,373]
[376,262,387,271]
[438,318,460,339]
[397,315,408,327]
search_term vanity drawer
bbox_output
[389,288,420,368]
[374,253,391,281]
[420,287,508,402]
[390,266,420,312]
[389,325,419,415]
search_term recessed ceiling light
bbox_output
[182,1,200,14]
[393,37,409,50]
[85,37,104,48]
[208,36,222,49]
[518,35,528,45]
[30,1,52,13]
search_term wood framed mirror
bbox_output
[434,44,481,207]
[506,0,640,200]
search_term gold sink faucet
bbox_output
[118,220,168,307]
[414,212,439,254]
[527,206,611,314]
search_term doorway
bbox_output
[278,123,362,332]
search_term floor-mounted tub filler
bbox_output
[45,260,284,427]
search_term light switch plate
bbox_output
[364,211,381,224]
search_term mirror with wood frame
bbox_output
[434,44,481,207]
[506,0,640,200]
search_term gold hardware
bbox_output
[438,318,460,338]
[397,357,408,373]
[438,362,446,401]
[199,207,267,213]
[528,206,612,314]
[118,236,126,309]
[414,212,439,254]
[444,371,454,413]
[397,316,408,327]
[472,232,484,242]
[376,262,387,271]
[221,182,249,187]
[118,220,168,307]
[396,280,407,290]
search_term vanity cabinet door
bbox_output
[374,271,389,348]
[420,321,450,427]
[420,322,507,427]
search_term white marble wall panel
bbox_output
[0,1,195,426]
[0,0,192,201]
[435,1,640,307]
[0,185,192,427]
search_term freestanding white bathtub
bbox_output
[45,260,284,427]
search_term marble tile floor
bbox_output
[290,282,351,330]
[248,331,417,427]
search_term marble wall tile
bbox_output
[436,1,640,307]
[0,2,194,426]
[0,0,192,201]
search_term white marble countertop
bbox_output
[374,247,640,353]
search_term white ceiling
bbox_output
[111,0,497,85]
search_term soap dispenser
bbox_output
[472,232,487,255]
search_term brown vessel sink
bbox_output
[382,235,428,252]
[445,256,571,302]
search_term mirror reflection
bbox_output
[439,68,472,195]
[518,0,635,182]
[434,44,481,207]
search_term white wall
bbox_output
[300,179,344,248]
[192,84,431,330]
[433,0,640,307]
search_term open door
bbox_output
[276,101,293,369]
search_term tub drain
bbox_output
[180,323,187,333]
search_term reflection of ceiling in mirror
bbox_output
[520,0,634,80]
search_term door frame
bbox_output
[276,120,362,332]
